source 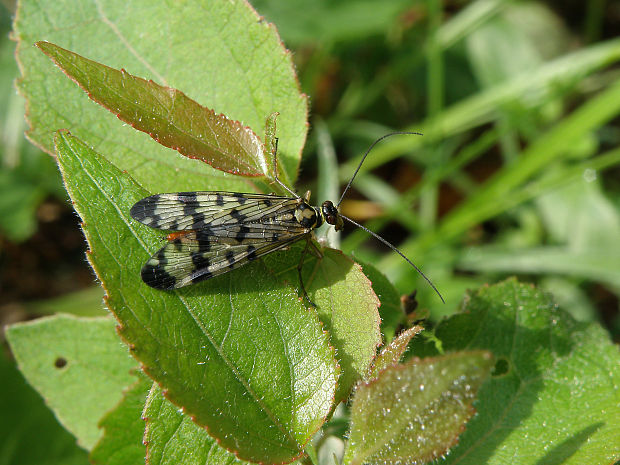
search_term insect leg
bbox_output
[298,236,319,308]
[307,237,324,259]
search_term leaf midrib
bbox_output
[66,134,300,452]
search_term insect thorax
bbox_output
[294,200,323,229]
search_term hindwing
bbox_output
[141,230,306,289]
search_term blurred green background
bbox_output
[1,0,619,461]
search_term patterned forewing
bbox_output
[130,192,300,231]
[141,231,305,289]
[132,192,316,289]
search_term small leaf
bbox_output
[90,372,151,465]
[343,351,494,465]
[37,41,269,178]
[54,131,338,463]
[6,314,138,450]
[367,325,424,380]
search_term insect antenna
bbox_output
[337,131,422,207]
[336,131,445,304]
[340,213,445,304]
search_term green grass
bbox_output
[256,0,620,327]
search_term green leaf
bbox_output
[0,350,89,465]
[54,131,338,463]
[143,384,249,465]
[343,351,494,465]
[37,41,271,179]
[144,382,306,464]
[16,0,307,192]
[24,286,106,317]
[5,314,138,450]
[253,0,411,46]
[410,279,620,464]
[309,251,381,403]
[269,246,381,403]
[366,325,423,381]
[90,373,151,465]
[359,260,403,344]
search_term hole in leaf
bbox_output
[54,357,68,369]
[491,357,509,377]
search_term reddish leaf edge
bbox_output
[90,368,147,462]
[366,325,424,381]
[36,41,269,178]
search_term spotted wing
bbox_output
[130,192,301,233]
[141,230,306,289]
[132,192,314,289]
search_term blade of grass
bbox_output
[385,79,620,274]
[341,129,498,252]
[338,38,620,180]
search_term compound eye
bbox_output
[321,201,340,226]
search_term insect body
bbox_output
[130,132,444,303]
[130,191,342,290]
